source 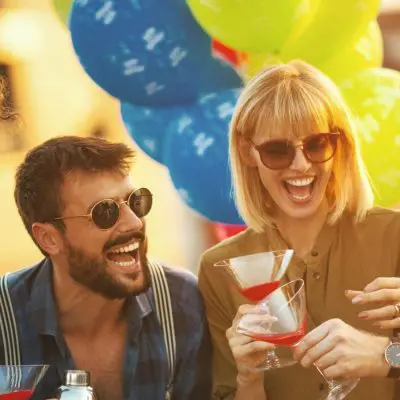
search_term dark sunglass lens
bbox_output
[305,134,336,162]
[261,141,293,169]
[92,200,120,229]
[129,188,153,217]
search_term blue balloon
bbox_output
[121,102,182,165]
[69,0,242,107]
[164,89,244,224]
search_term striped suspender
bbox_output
[148,261,176,400]
[0,273,22,388]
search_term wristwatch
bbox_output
[385,336,400,379]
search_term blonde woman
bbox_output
[198,60,400,400]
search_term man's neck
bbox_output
[275,202,329,259]
[52,265,126,338]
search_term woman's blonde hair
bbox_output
[229,60,374,232]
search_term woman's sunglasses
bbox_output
[251,133,340,170]
[53,187,153,230]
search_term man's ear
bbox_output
[238,137,258,167]
[31,222,64,256]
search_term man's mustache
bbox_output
[104,231,145,251]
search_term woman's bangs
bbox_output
[254,83,335,141]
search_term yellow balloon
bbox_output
[281,0,381,66]
[319,20,383,83]
[340,68,400,207]
[53,0,72,24]
[243,53,283,81]
[187,0,320,53]
[242,19,382,83]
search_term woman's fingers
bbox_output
[364,277,400,292]
[347,278,400,329]
[350,288,400,305]
[345,290,363,300]
[373,317,400,330]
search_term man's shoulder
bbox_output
[153,262,205,314]
[3,260,45,293]
[160,263,198,297]
[161,263,197,285]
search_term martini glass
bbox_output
[214,249,294,302]
[237,279,359,399]
[0,365,49,400]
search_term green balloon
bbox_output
[282,0,381,66]
[187,0,321,53]
[340,68,400,207]
[320,20,383,83]
[53,0,72,24]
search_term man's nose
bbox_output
[118,202,144,232]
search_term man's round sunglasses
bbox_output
[251,132,340,170]
[53,187,153,230]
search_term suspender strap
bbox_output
[148,261,176,399]
[0,273,22,388]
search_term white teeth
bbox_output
[113,259,136,267]
[285,177,314,187]
[291,193,310,200]
[109,242,139,254]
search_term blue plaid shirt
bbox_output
[2,259,212,399]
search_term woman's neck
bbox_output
[274,201,329,259]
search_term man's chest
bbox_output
[64,332,126,400]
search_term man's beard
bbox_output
[65,237,151,299]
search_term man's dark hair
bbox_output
[14,135,135,251]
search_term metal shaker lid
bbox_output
[65,370,91,386]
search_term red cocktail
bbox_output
[214,250,294,302]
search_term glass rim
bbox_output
[259,278,305,308]
[237,278,306,340]
[214,249,294,267]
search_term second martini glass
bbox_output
[0,364,49,400]
[237,280,359,399]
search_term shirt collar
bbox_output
[257,218,339,280]
[262,218,338,257]
[135,292,152,317]
[28,258,154,338]
[28,258,59,337]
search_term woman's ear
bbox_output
[238,137,258,167]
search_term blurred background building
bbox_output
[0,0,399,274]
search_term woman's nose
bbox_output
[289,146,312,172]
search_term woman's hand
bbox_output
[226,304,275,386]
[346,277,400,330]
[292,318,389,379]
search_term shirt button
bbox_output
[313,272,321,280]
[311,250,318,257]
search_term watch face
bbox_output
[385,343,400,368]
